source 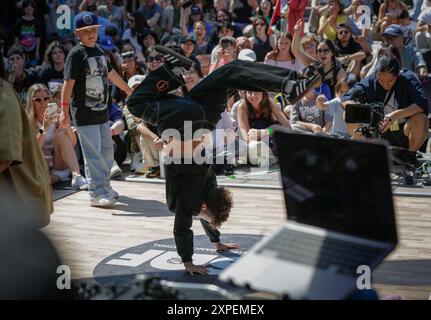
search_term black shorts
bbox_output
[381,121,409,148]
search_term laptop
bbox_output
[219,130,398,300]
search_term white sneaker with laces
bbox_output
[90,195,115,207]
[71,175,88,190]
[130,152,142,171]
[106,185,120,199]
[110,160,123,178]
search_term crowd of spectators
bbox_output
[1,0,431,193]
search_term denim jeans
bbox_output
[76,122,114,198]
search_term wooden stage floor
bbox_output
[43,180,431,300]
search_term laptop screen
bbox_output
[275,131,397,244]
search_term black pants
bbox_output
[127,60,298,136]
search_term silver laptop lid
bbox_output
[274,131,397,244]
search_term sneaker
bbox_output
[145,167,160,178]
[154,45,194,70]
[110,161,123,178]
[284,73,322,105]
[71,175,88,190]
[130,152,142,171]
[90,195,115,207]
[135,162,150,174]
[106,185,120,199]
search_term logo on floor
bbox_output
[93,234,262,285]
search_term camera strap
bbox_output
[383,87,395,108]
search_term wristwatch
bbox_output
[39,127,46,135]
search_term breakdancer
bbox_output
[127,45,321,275]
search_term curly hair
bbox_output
[206,187,233,228]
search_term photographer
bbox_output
[341,54,429,169]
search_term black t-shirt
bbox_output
[64,43,112,126]
[39,65,64,88]
[14,18,42,56]
[335,41,362,70]
[13,69,41,105]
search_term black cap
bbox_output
[179,35,195,44]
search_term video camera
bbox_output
[345,102,385,138]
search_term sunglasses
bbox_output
[147,55,164,63]
[183,70,197,77]
[254,23,265,27]
[317,48,330,54]
[33,96,50,103]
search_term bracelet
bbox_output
[60,102,70,107]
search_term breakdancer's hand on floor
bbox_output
[215,242,241,252]
[184,262,209,276]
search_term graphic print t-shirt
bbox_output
[14,18,41,54]
[64,43,112,126]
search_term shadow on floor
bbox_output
[110,196,172,217]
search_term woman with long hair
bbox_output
[180,5,214,37]
[39,41,66,88]
[237,91,290,166]
[25,83,87,189]
[377,0,407,34]
[333,24,366,76]
[293,19,347,98]
[317,0,348,41]
[264,32,303,72]
[256,0,274,25]
[192,21,213,55]
[249,15,275,62]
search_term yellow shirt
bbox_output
[319,15,348,41]
[0,80,53,228]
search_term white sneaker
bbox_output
[71,175,88,190]
[106,185,120,199]
[130,152,142,171]
[90,195,115,207]
[110,161,123,178]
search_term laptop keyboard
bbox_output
[257,229,385,276]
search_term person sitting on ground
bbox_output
[316,75,358,138]
[39,41,66,90]
[341,54,429,184]
[25,83,88,189]
[290,81,333,135]
[293,19,347,98]
[334,24,367,77]
[6,46,41,105]
[237,91,290,166]
[376,0,407,35]
[264,32,304,73]
[415,7,431,50]
[381,24,428,77]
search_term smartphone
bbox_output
[181,0,193,9]
[345,104,372,124]
[47,102,59,122]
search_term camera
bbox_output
[345,103,385,138]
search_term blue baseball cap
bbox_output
[100,35,117,51]
[381,24,403,37]
[74,11,100,31]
